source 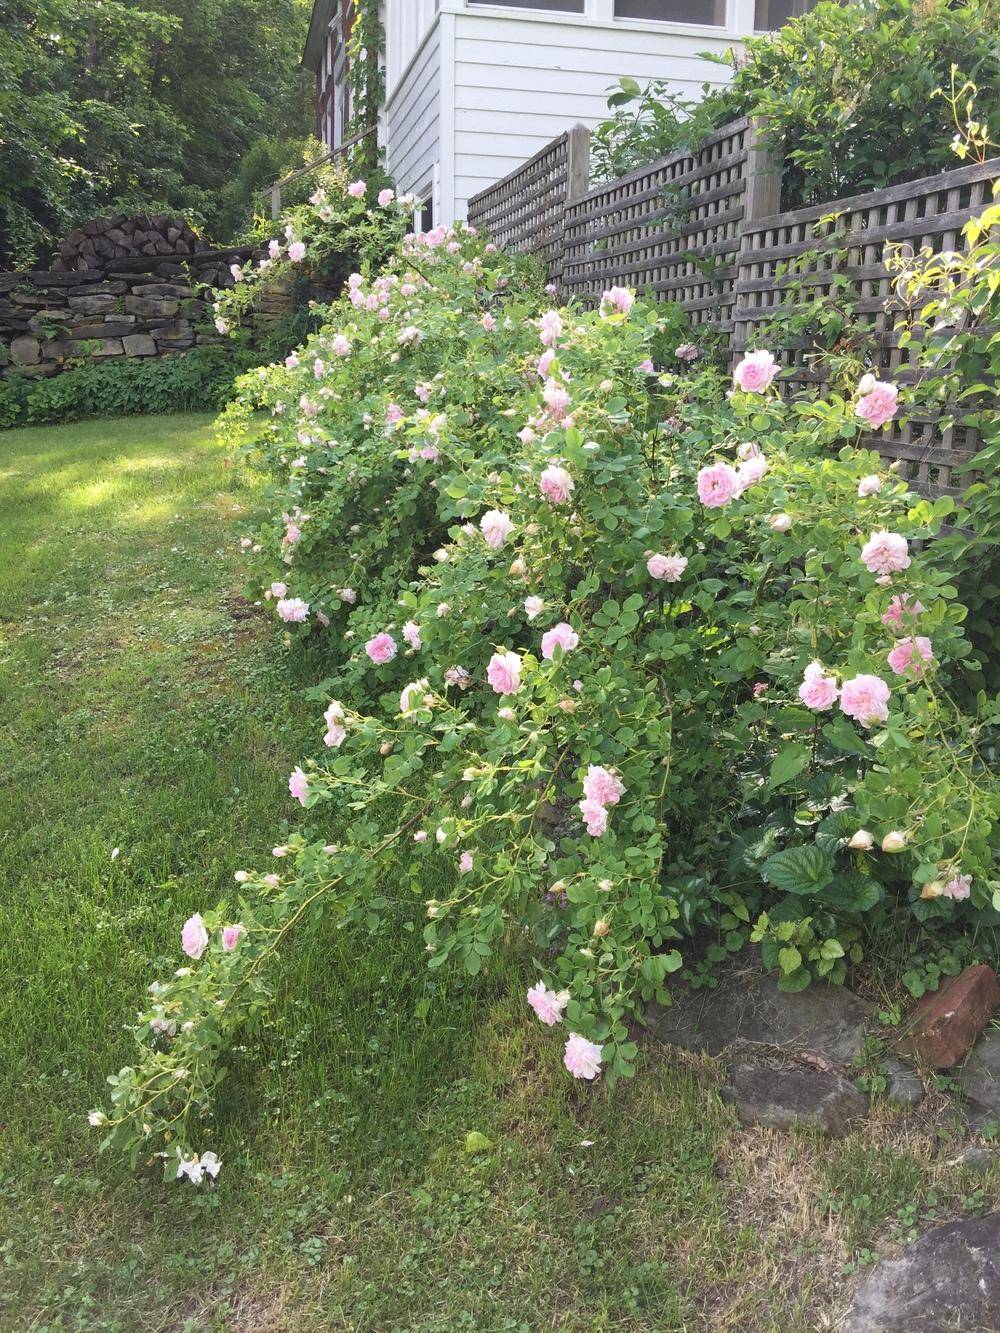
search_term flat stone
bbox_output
[899,966,1000,1069]
[956,1030,1000,1113]
[884,1056,925,1108]
[122,333,157,356]
[68,321,135,339]
[68,294,118,317]
[950,1147,999,1172]
[10,335,41,365]
[130,282,191,298]
[12,290,62,308]
[647,955,873,1065]
[90,338,124,357]
[723,1058,868,1137]
[842,1212,1000,1332]
[124,295,179,318]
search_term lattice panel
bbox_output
[467,130,577,285]
[560,119,754,329]
[732,158,998,496]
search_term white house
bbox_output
[303,1,817,225]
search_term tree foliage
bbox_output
[0,0,313,267]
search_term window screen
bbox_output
[469,0,586,12]
[754,0,818,29]
[614,0,725,22]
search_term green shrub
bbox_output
[0,345,263,429]
[94,220,998,1178]
[593,0,1000,205]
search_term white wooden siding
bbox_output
[385,19,443,213]
[450,9,742,217]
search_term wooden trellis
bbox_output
[733,158,998,496]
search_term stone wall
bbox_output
[0,247,265,378]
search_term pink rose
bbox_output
[458,851,474,874]
[539,465,574,505]
[537,349,555,379]
[181,913,208,960]
[840,674,891,728]
[638,358,655,373]
[856,380,898,429]
[675,343,701,362]
[287,241,306,263]
[221,924,245,952]
[268,239,281,260]
[881,594,924,627]
[276,597,309,623]
[377,187,394,207]
[269,581,287,598]
[583,765,625,807]
[542,378,570,421]
[857,474,882,497]
[697,462,740,508]
[646,553,688,582]
[487,650,522,695]
[600,286,634,317]
[541,622,579,660]
[482,313,496,332]
[539,310,563,347]
[365,633,397,665]
[385,402,404,426]
[331,334,351,357]
[733,350,778,393]
[887,635,933,678]
[860,530,910,576]
[288,766,309,805]
[480,510,515,550]
[942,874,971,901]
[347,180,366,199]
[579,798,608,837]
[403,620,421,649]
[798,661,838,711]
[526,981,569,1026]
[563,1033,603,1079]
[736,453,768,491]
[284,353,298,369]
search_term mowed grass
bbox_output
[0,414,995,1332]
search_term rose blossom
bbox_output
[526,982,570,1026]
[647,553,687,582]
[887,635,934,678]
[284,353,298,369]
[856,379,899,429]
[736,453,769,490]
[487,650,522,695]
[942,874,971,901]
[881,594,924,627]
[675,343,701,362]
[377,187,394,207]
[338,587,357,604]
[579,798,608,837]
[769,513,792,533]
[347,180,366,198]
[480,510,515,550]
[857,474,883,497]
[600,286,634,316]
[288,765,309,806]
[444,665,470,688]
[402,620,422,650]
[269,581,287,598]
[287,241,306,262]
[537,349,555,379]
[542,378,570,421]
[539,464,574,505]
[733,349,779,393]
[881,830,907,852]
[365,633,397,665]
[221,924,245,952]
[331,334,351,357]
[848,829,874,851]
[400,678,430,714]
[524,596,544,621]
[564,1033,603,1080]
[482,313,496,332]
[583,765,625,807]
[276,597,309,623]
[268,238,281,260]
[541,622,579,660]
[861,530,910,576]
[324,701,346,748]
[414,830,428,843]
[798,661,838,711]
[458,851,474,874]
[539,310,563,347]
[697,462,740,508]
[181,913,208,960]
[840,674,891,728]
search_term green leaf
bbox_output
[768,742,810,788]
[761,844,834,895]
[821,717,870,757]
[464,1131,494,1154]
[777,967,812,993]
[821,873,883,914]
[778,945,802,973]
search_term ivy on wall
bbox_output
[346,0,386,177]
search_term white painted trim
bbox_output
[439,11,457,222]
[442,0,740,40]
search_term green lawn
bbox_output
[0,414,993,1331]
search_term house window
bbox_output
[614,0,725,23]
[754,0,818,29]
[468,1,586,12]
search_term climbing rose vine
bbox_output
[94,213,998,1180]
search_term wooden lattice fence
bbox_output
[467,124,999,498]
[732,158,999,496]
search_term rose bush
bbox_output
[94,215,998,1179]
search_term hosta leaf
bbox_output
[761,844,834,895]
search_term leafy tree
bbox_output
[0,0,312,267]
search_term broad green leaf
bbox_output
[761,844,834,895]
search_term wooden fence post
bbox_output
[270,183,282,220]
[566,124,590,201]
[743,117,782,222]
